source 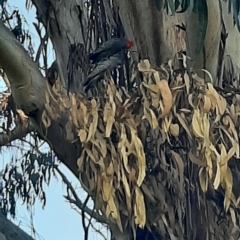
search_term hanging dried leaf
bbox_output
[130,129,146,186]
[104,92,116,137]
[177,113,192,139]
[184,72,190,94]
[143,100,159,129]
[121,165,132,216]
[78,129,87,142]
[134,187,146,228]
[199,167,208,192]
[222,167,233,211]
[41,110,51,128]
[192,109,204,139]
[169,123,179,137]
[138,60,152,72]
[156,80,173,118]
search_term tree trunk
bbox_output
[115,0,186,65]
[186,0,222,82]
[1,0,240,239]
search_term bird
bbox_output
[88,37,134,64]
[83,52,124,91]
[83,38,134,91]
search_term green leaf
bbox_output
[189,0,196,13]
[177,0,190,13]
[154,0,164,11]
[164,0,169,14]
[233,0,240,31]
[228,0,232,14]
[195,0,208,55]
[167,0,176,15]
[175,0,181,11]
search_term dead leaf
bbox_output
[104,93,116,137]
[222,167,233,211]
[199,167,208,192]
[134,187,146,228]
[184,72,190,94]
[78,129,87,142]
[130,129,146,186]
[142,100,159,129]
[170,123,179,137]
[41,110,51,128]
[156,80,173,118]
[176,113,192,139]
[138,60,152,72]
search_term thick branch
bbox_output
[0,119,35,147]
[0,214,35,240]
[0,20,46,113]
[0,20,79,179]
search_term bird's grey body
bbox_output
[89,38,127,64]
[84,38,133,91]
[83,53,123,89]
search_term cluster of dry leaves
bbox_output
[42,55,240,238]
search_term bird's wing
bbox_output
[89,38,123,59]
[83,53,123,87]
[89,45,108,58]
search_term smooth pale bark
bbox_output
[186,0,222,82]
[114,0,186,66]
[116,0,224,85]
[221,0,240,84]
[186,0,221,83]
[0,21,46,113]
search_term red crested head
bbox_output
[126,40,134,49]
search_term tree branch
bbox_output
[0,20,46,114]
[0,213,36,240]
[0,118,35,147]
[0,20,79,178]
[55,166,130,240]
[55,167,106,223]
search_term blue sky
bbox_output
[0,1,108,239]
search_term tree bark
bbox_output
[114,0,186,66]
[32,0,88,92]
[186,0,222,82]
[0,21,46,114]
[0,214,35,240]
[0,20,79,176]
[1,0,240,239]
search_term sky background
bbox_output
[0,1,108,240]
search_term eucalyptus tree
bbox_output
[1,0,240,239]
